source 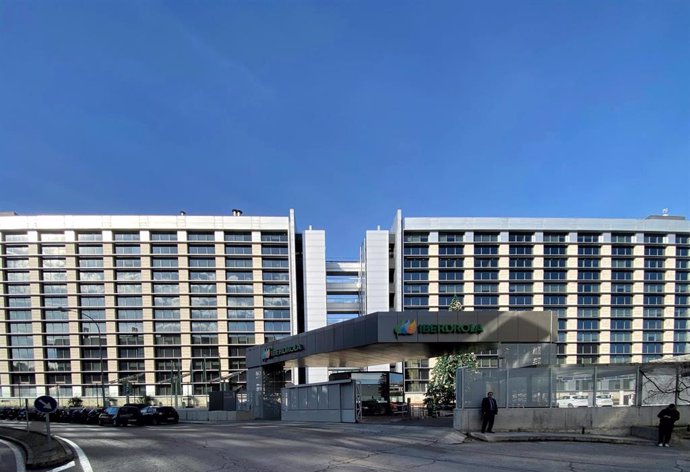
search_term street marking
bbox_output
[47,460,75,472]
[55,436,93,472]
[0,438,26,472]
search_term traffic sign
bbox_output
[34,395,58,413]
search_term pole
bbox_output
[45,411,51,446]
[25,399,30,432]
[61,309,106,408]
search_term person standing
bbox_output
[481,391,498,433]
[657,403,680,447]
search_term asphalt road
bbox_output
[11,421,690,472]
[0,438,24,472]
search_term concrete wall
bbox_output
[454,405,690,435]
[177,409,253,422]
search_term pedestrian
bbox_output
[657,403,680,447]
[481,391,498,433]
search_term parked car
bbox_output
[98,406,143,426]
[594,394,614,407]
[139,406,179,425]
[556,395,589,408]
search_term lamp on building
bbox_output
[59,308,107,408]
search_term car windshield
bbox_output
[573,396,588,399]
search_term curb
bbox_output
[0,426,74,469]
[467,431,649,445]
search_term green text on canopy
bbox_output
[418,323,483,334]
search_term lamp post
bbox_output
[60,308,106,408]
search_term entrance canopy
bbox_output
[246,310,557,369]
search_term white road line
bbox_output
[0,438,26,472]
[47,460,76,472]
[55,436,93,472]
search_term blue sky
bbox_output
[1,0,688,258]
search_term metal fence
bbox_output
[457,362,690,409]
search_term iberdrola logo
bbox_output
[394,320,417,338]
[261,347,272,361]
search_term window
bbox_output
[191,283,216,294]
[644,234,665,244]
[228,309,254,319]
[264,297,289,307]
[189,258,214,268]
[578,246,600,256]
[225,232,251,242]
[152,245,177,255]
[474,245,498,255]
[611,234,633,243]
[578,258,600,268]
[438,271,462,281]
[115,245,140,255]
[153,284,179,294]
[509,283,532,293]
[645,259,664,269]
[439,258,463,268]
[544,295,566,305]
[154,309,180,319]
[439,246,463,255]
[544,270,566,280]
[404,284,428,294]
[115,258,140,268]
[578,307,599,318]
[188,232,214,241]
[114,232,139,241]
[577,233,600,243]
[643,319,663,330]
[544,257,567,269]
[153,271,178,281]
[404,233,428,243]
[475,258,498,268]
[191,297,216,307]
[151,232,177,241]
[152,258,178,268]
[439,283,463,293]
[155,322,180,332]
[577,319,599,330]
[474,270,498,280]
[265,321,290,332]
[543,233,567,243]
[404,272,429,281]
[404,259,428,268]
[509,295,533,306]
[154,297,179,307]
[404,296,428,306]
[228,271,253,281]
[475,283,498,293]
[611,319,631,330]
[404,246,428,256]
[190,245,215,255]
[509,233,533,242]
[439,233,463,242]
[611,271,632,281]
[191,309,217,319]
[226,246,252,255]
[228,297,253,307]
[191,321,217,332]
[510,258,532,268]
[474,233,498,242]
[578,295,600,305]
[509,270,532,280]
[475,296,498,306]
[611,295,632,305]
[612,283,632,293]
[544,246,566,255]
[612,246,633,256]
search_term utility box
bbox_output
[208,391,237,411]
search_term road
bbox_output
[4,420,689,472]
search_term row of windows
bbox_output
[402,233,690,244]
[1,232,289,243]
[403,270,690,282]
[3,245,290,256]
[402,258,690,270]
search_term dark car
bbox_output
[139,406,179,425]
[98,406,142,426]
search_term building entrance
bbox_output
[246,310,557,420]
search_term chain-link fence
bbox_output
[457,362,690,409]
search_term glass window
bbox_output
[265,321,290,332]
[152,258,178,268]
[228,309,254,319]
[264,309,289,319]
[151,232,177,241]
[114,232,139,241]
[404,233,428,243]
[154,296,179,307]
[228,321,255,332]
[153,284,179,294]
[225,232,251,242]
[153,271,178,281]
[154,309,180,319]
[152,245,177,255]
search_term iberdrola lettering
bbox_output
[418,323,483,334]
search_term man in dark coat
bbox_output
[481,391,498,433]
[657,403,680,447]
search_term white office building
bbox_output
[1,210,688,405]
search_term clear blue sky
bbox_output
[1,0,688,258]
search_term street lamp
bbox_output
[60,308,107,408]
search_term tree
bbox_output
[67,397,83,408]
[423,353,477,414]
[448,294,463,312]
[139,395,155,406]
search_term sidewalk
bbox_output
[0,425,74,469]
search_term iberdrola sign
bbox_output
[394,320,483,338]
[262,343,304,361]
